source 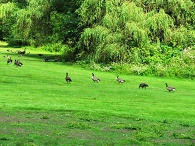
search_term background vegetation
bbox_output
[0,0,195,78]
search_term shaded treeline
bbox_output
[0,0,82,47]
[0,0,195,78]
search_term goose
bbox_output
[14,60,18,66]
[18,60,23,66]
[139,83,149,89]
[7,49,12,52]
[7,57,12,64]
[116,75,125,83]
[92,73,100,82]
[65,73,72,83]
[3,55,9,58]
[165,83,176,92]
[54,57,59,62]
[14,60,23,67]
[44,57,49,62]
[20,48,26,55]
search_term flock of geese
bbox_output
[65,73,176,92]
[3,48,176,92]
[3,48,26,66]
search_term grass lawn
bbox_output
[0,42,195,145]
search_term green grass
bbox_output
[0,42,195,145]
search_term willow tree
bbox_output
[121,2,149,47]
[78,1,169,63]
[1,0,83,47]
[78,0,131,62]
[0,2,18,41]
[15,0,52,46]
[78,0,106,26]
[162,0,195,27]
[14,9,32,44]
[0,0,52,46]
[78,0,195,64]
[145,9,173,42]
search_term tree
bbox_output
[77,0,195,63]
[0,0,83,47]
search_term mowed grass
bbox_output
[0,42,195,145]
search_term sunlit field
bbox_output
[0,42,195,145]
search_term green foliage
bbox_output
[38,42,65,53]
[165,25,195,47]
[146,9,174,41]
[0,0,82,47]
[76,0,195,78]
[14,9,32,41]
[77,0,195,63]
[0,2,16,18]
[77,0,106,25]
[0,2,18,41]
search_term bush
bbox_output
[40,42,65,53]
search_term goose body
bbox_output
[14,60,18,66]
[7,57,12,64]
[92,73,100,82]
[38,54,43,56]
[139,83,149,89]
[44,57,49,62]
[3,55,9,58]
[18,48,26,55]
[22,48,26,54]
[18,61,23,66]
[65,73,72,83]
[165,83,176,92]
[14,60,23,67]
[116,76,125,83]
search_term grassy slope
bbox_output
[0,42,195,145]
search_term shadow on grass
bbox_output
[1,46,63,63]
[24,53,63,62]
[0,42,21,49]
[0,43,76,65]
